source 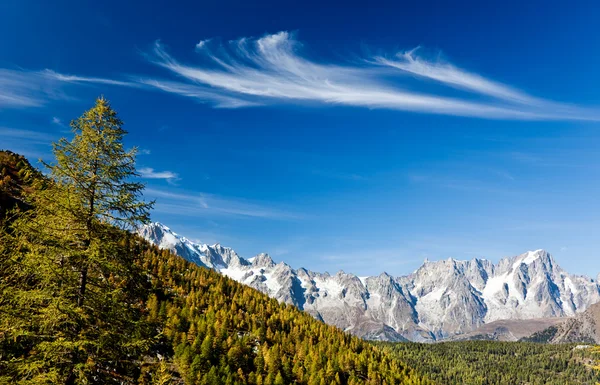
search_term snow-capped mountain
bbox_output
[138,222,600,342]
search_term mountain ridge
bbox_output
[523,302,600,344]
[138,222,600,342]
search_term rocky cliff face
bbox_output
[138,222,600,342]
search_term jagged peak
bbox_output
[375,272,395,284]
[147,221,170,231]
[252,253,275,268]
[509,249,552,270]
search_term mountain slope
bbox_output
[446,318,565,341]
[524,302,600,344]
[0,150,42,221]
[139,222,600,342]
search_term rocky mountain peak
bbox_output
[251,253,275,268]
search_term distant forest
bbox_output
[381,341,600,385]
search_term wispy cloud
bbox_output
[195,38,211,51]
[40,69,135,87]
[0,68,58,108]
[144,32,600,120]
[2,31,598,120]
[139,167,180,183]
[373,47,598,119]
[374,47,541,105]
[136,77,258,108]
[0,127,58,160]
[0,68,129,109]
[145,188,300,220]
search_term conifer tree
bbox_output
[2,97,154,384]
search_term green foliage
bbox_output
[379,340,600,385]
[0,150,42,224]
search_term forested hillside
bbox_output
[0,98,430,385]
[137,243,430,385]
[0,150,42,222]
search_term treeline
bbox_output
[0,98,430,384]
[379,340,600,385]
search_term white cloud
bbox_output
[373,48,597,120]
[136,77,258,108]
[0,68,54,108]
[40,69,135,87]
[195,38,211,50]
[145,188,300,219]
[0,68,132,110]
[374,47,541,105]
[145,32,600,120]
[2,31,598,120]
[139,167,179,182]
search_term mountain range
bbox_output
[138,222,600,342]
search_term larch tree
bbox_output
[3,97,155,384]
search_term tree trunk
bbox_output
[78,142,99,307]
[77,266,88,307]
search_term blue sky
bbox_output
[2,0,600,277]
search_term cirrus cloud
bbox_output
[144,32,600,120]
[1,31,599,120]
[139,167,180,184]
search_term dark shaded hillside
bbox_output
[523,303,600,344]
[0,150,42,222]
[0,148,430,384]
